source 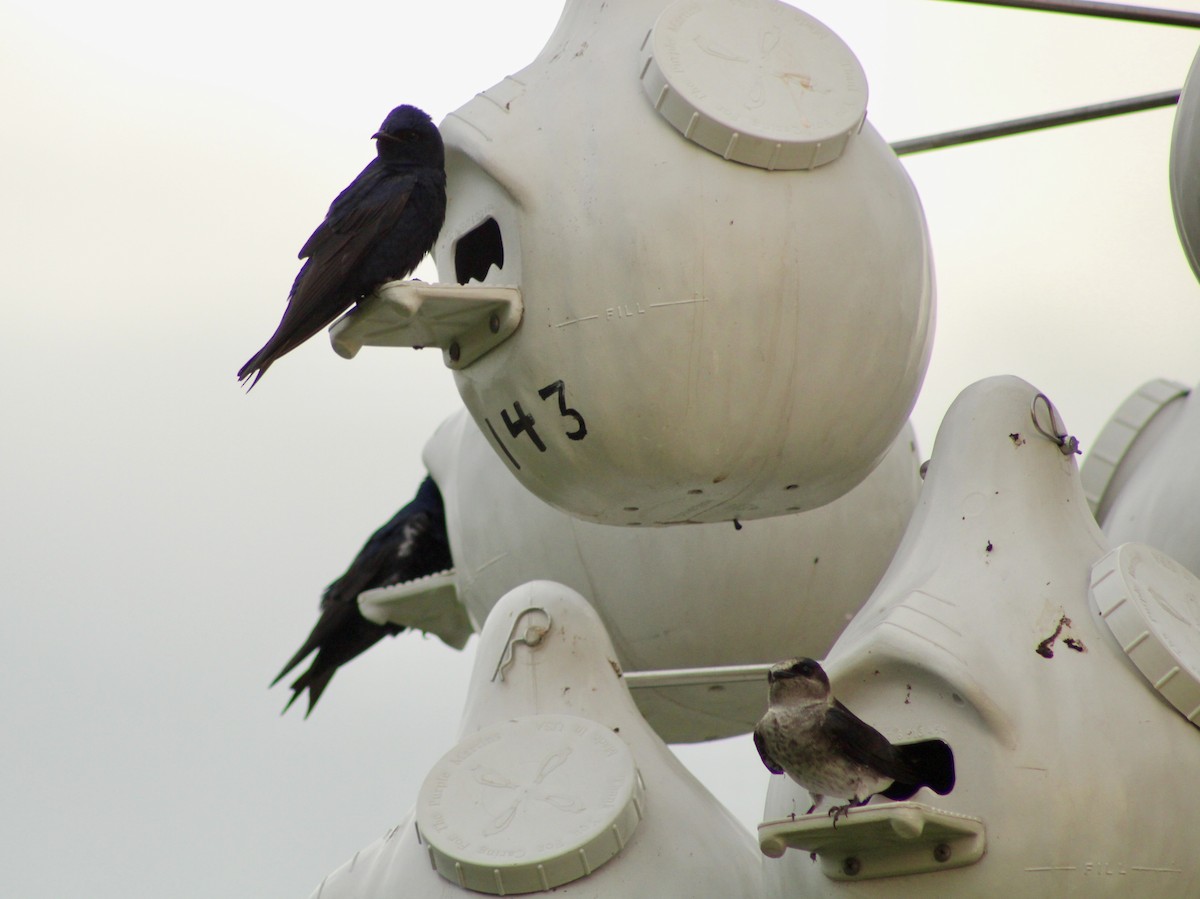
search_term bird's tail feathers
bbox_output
[273,662,334,718]
[272,639,318,689]
[882,738,956,800]
[237,351,272,391]
[238,293,343,390]
[279,667,334,718]
[279,687,303,717]
[238,367,266,391]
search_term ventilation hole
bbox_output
[454,217,504,284]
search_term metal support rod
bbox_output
[623,663,772,690]
[933,0,1200,28]
[891,89,1179,155]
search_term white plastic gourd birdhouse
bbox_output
[758,377,1200,895]
[1170,45,1200,283]
[421,407,922,742]
[311,581,762,898]
[429,0,934,526]
[1084,378,1200,573]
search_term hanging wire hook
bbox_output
[491,607,553,682]
[1030,392,1081,455]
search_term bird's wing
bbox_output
[297,162,412,263]
[280,172,418,338]
[882,739,956,799]
[753,726,786,775]
[272,476,453,716]
[236,166,423,385]
[824,700,902,776]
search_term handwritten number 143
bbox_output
[501,380,587,453]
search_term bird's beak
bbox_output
[372,131,399,144]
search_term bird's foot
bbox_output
[828,803,853,827]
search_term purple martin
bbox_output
[272,476,453,716]
[238,105,446,388]
[754,658,954,820]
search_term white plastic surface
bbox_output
[1079,378,1189,520]
[308,581,762,899]
[328,280,521,369]
[1094,377,1200,577]
[415,714,645,893]
[1091,543,1200,725]
[759,802,986,880]
[434,0,934,524]
[423,406,921,742]
[760,377,1200,896]
[357,572,472,650]
[639,0,867,170]
[1171,44,1200,283]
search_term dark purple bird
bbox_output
[273,476,453,716]
[239,105,446,388]
[754,658,955,820]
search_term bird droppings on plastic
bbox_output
[609,659,623,677]
[1036,614,1076,659]
[986,540,994,553]
[1010,432,1025,446]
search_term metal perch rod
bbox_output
[934,0,1200,28]
[891,89,1180,155]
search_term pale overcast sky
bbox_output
[4,1,1200,896]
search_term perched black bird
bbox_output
[273,476,453,716]
[754,658,955,820]
[239,105,447,387]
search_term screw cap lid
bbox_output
[639,0,868,170]
[416,714,645,894]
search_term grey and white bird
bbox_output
[754,658,955,820]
